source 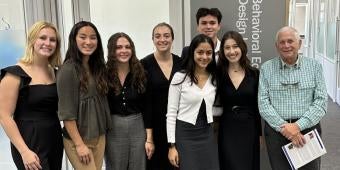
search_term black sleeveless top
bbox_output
[1,65,63,169]
[0,65,59,121]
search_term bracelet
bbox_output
[146,141,154,144]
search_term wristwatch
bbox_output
[168,143,176,148]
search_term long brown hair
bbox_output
[106,32,146,95]
[218,31,256,76]
[64,21,108,94]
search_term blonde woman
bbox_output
[0,21,63,170]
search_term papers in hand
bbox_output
[282,129,327,170]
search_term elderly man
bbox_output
[258,26,328,170]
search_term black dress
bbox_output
[218,69,261,170]
[0,66,63,170]
[141,53,182,170]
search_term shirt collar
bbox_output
[279,55,301,69]
[215,39,221,53]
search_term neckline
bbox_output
[29,83,56,86]
[194,74,211,90]
[152,54,174,81]
[15,64,56,85]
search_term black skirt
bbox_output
[175,100,219,170]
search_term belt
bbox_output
[285,118,298,123]
[112,112,141,117]
[227,105,255,113]
[283,119,321,134]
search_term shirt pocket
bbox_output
[297,81,315,101]
[268,83,289,102]
[298,81,315,90]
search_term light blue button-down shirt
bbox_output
[258,56,327,132]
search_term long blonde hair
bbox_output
[20,21,61,67]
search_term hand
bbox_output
[168,147,179,168]
[145,141,155,160]
[75,144,91,165]
[280,123,301,139]
[21,149,42,170]
[290,132,306,148]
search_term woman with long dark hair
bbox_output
[105,32,154,170]
[167,34,219,170]
[216,31,262,170]
[57,21,111,170]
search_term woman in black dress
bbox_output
[216,31,262,170]
[0,21,63,170]
[141,22,181,170]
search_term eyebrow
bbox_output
[78,33,97,36]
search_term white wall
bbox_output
[323,57,337,101]
[169,0,184,56]
[0,1,25,169]
[0,0,25,30]
[89,0,170,59]
[337,0,340,105]
[0,0,26,68]
[295,5,306,35]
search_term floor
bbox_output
[1,99,339,170]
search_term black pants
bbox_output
[11,119,63,170]
[264,122,321,170]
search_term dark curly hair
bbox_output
[106,32,146,95]
[64,21,108,94]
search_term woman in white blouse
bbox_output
[166,34,219,170]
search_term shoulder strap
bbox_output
[0,65,31,88]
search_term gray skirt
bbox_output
[175,101,219,170]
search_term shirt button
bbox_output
[123,97,126,100]
[123,103,126,106]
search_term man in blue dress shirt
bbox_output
[258,26,328,170]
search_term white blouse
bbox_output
[166,72,216,143]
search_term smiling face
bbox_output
[197,15,221,42]
[153,25,173,52]
[223,38,242,64]
[76,26,98,57]
[276,29,301,64]
[194,42,213,70]
[33,28,57,58]
[115,37,132,64]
